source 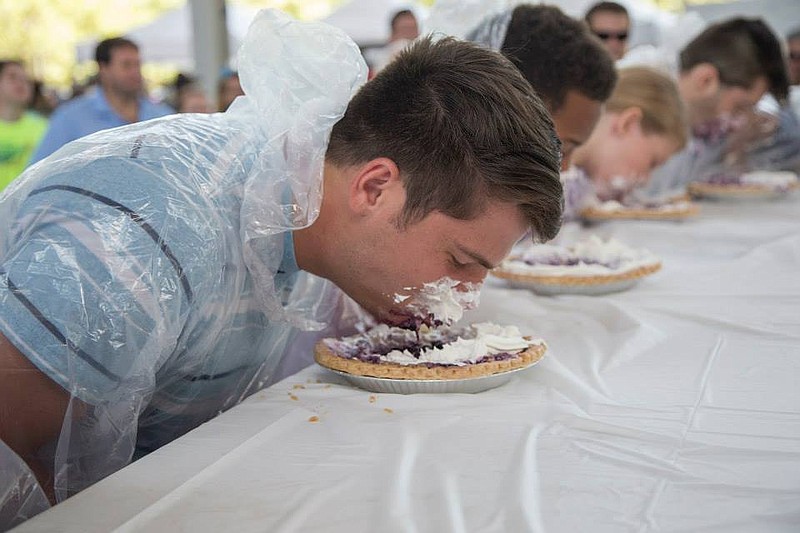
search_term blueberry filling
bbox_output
[391,312,442,332]
[705,174,742,185]
[523,255,621,270]
[324,329,521,366]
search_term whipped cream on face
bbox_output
[377,322,541,366]
[500,235,660,276]
[740,171,798,190]
[394,276,481,326]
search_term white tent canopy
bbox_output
[686,0,800,38]
[321,0,427,47]
[75,2,259,69]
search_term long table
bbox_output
[16,196,800,532]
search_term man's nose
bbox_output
[456,270,488,286]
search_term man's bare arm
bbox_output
[0,332,71,500]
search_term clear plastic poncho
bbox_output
[0,9,366,528]
[423,0,514,48]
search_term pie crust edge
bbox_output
[580,204,699,220]
[687,181,797,197]
[492,261,661,286]
[314,338,546,380]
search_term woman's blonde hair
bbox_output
[606,66,688,150]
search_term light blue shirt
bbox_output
[29,88,173,165]
[2,114,302,456]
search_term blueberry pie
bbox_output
[314,322,546,380]
[688,171,798,200]
[580,198,699,221]
[492,235,661,295]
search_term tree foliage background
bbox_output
[0,0,354,88]
[0,0,719,90]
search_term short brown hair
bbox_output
[500,5,617,112]
[607,67,688,150]
[95,37,138,66]
[680,18,789,103]
[0,60,23,77]
[326,36,563,241]
[585,1,629,24]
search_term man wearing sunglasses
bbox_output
[585,1,630,61]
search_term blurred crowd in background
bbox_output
[1,1,800,193]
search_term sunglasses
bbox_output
[595,31,628,41]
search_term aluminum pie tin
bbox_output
[505,276,641,296]
[687,184,794,201]
[580,204,700,222]
[323,362,539,394]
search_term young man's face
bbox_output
[0,63,32,108]
[391,14,419,42]
[300,161,529,324]
[355,201,527,324]
[583,120,679,199]
[100,45,143,98]
[679,65,768,127]
[550,90,604,171]
[716,79,769,118]
[588,11,630,61]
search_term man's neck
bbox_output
[102,86,139,123]
[292,224,324,277]
[0,101,24,122]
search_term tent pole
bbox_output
[189,0,229,111]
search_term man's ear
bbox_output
[687,63,721,99]
[612,106,644,136]
[348,157,402,214]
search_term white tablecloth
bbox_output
[16,198,800,532]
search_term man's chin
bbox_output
[354,302,411,328]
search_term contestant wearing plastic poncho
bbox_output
[0,10,366,527]
[0,9,566,528]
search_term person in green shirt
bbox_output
[0,60,47,191]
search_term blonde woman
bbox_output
[563,67,688,220]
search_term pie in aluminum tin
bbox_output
[580,203,699,221]
[314,337,546,381]
[687,181,798,201]
[492,262,661,296]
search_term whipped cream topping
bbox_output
[500,235,660,276]
[325,322,543,366]
[740,171,798,190]
[393,277,481,326]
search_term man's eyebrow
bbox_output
[455,244,496,270]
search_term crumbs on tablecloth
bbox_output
[289,394,299,401]
[369,395,377,403]
[323,384,332,389]
[293,384,306,390]
[383,408,394,414]
[308,416,320,423]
